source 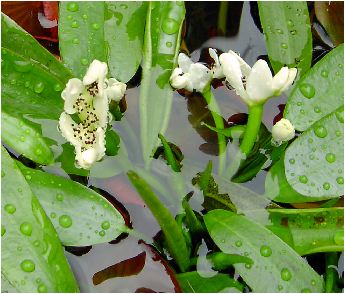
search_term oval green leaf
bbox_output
[17,163,126,246]
[140,1,185,165]
[284,107,344,197]
[258,1,312,75]
[285,44,344,131]
[1,147,79,292]
[59,1,147,82]
[204,209,324,293]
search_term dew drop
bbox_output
[67,2,79,12]
[290,30,297,35]
[50,212,56,219]
[120,3,128,9]
[5,204,16,214]
[321,70,328,78]
[20,259,35,272]
[235,240,242,247]
[278,285,283,291]
[56,194,64,201]
[297,101,303,106]
[325,153,336,163]
[72,38,80,44]
[25,174,31,180]
[287,20,294,27]
[307,138,313,144]
[71,20,80,28]
[35,148,42,155]
[281,43,288,49]
[314,106,321,113]
[310,279,316,286]
[299,83,315,99]
[14,60,33,73]
[99,230,106,237]
[309,154,315,160]
[260,245,272,257]
[322,182,330,190]
[33,240,40,247]
[335,109,344,123]
[334,230,344,245]
[67,15,72,20]
[162,18,179,34]
[37,283,48,293]
[245,263,252,269]
[280,268,292,281]
[2,225,6,236]
[336,177,344,185]
[81,58,88,65]
[300,109,305,114]
[289,158,295,164]
[34,82,45,94]
[20,136,25,142]
[299,175,308,184]
[166,41,173,48]
[101,221,110,230]
[92,23,100,30]
[20,222,32,236]
[314,126,327,138]
[82,14,88,20]
[59,215,72,228]
[276,29,283,34]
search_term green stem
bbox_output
[202,88,227,175]
[325,252,338,292]
[217,2,228,35]
[240,104,264,156]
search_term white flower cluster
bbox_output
[170,49,297,106]
[59,60,126,169]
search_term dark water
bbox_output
[2,1,338,292]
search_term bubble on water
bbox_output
[5,204,16,214]
[20,259,35,272]
[280,268,292,281]
[59,215,72,228]
[299,83,315,99]
[20,222,32,236]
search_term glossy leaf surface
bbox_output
[59,1,147,82]
[285,44,344,131]
[176,271,243,293]
[140,1,185,165]
[284,107,344,197]
[204,209,324,292]
[267,208,344,255]
[258,1,312,75]
[18,163,126,246]
[1,148,79,292]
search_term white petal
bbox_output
[272,118,295,144]
[188,63,212,92]
[246,59,274,105]
[93,95,109,129]
[170,73,189,90]
[178,53,193,73]
[61,78,84,114]
[228,50,251,78]
[171,67,183,79]
[219,53,247,99]
[94,127,106,161]
[59,112,81,148]
[75,147,97,169]
[83,60,108,96]
[272,67,289,93]
[209,48,224,79]
[106,78,127,102]
[280,68,297,93]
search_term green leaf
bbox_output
[1,147,79,292]
[204,209,324,293]
[258,1,312,76]
[140,1,185,165]
[59,1,147,82]
[267,208,344,255]
[105,129,120,156]
[265,157,329,203]
[158,133,182,172]
[176,271,244,293]
[17,163,126,246]
[285,44,344,131]
[207,252,253,270]
[284,107,344,197]
[1,13,71,80]
[127,170,190,272]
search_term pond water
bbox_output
[2,1,340,292]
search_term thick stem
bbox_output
[202,88,226,175]
[240,104,263,156]
[217,2,229,35]
[325,252,338,293]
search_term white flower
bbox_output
[271,118,295,145]
[170,53,212,93]
[209,48,224,79]
[105,78,127,102]
[219,50,297,106]
[59,59,126,169]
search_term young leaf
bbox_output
[204,209,324,292]
[140,2,185,166]
[284,44,344,131]
[158,133,182,172]
[284,107,343,197]
[176,271,244,293]
[17,163,126,246]
[258,1,312,76]
[59,1,147,82]
[1,147,79,292]
[127,171,190,272]
[267,208,344,255]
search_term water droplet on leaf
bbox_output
[20,260,35,272]
[20,222,32,236]
[162,18,179,34]
[314,126,327,138]
[59,215,72,228]
[299,175,308,184]
[299,83,315,99]
[260,245,272,257]
[280,268,292,281]
[67,2,79,12]
[5,204,16,214]
[325,153,336,163]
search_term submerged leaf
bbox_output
[1,147,79,292]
